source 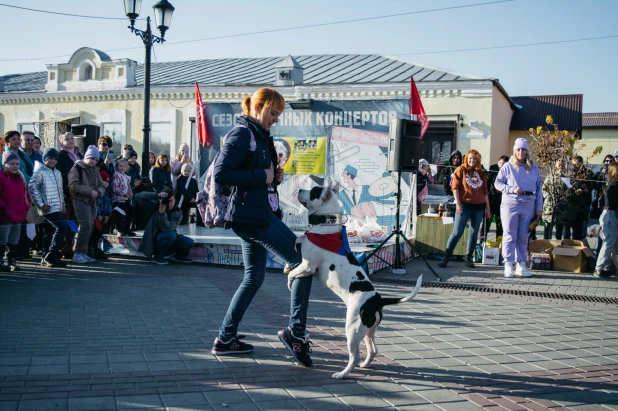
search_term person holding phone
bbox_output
[171,143,192,190]
[96,136,115,178]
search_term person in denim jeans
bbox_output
[210,88,313,367]
[594,163,618,278]
[439,149,490,269]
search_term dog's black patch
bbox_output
[356,271,365,280]
[346,253,360,266]
[329,264,336,271]
[309,186,323,201]
[349,281,374,293]
[359,294,383,328]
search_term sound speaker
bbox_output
[71,124,100,154]
[387,119,421,172]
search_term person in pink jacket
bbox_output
[111,159,135,236]
[0,151,31,272]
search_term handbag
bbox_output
[417,185,429,203]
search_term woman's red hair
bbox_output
[462,149,485,176]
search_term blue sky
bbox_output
[1,0,616,112]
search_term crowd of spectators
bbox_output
[0,131,198,269]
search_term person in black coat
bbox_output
[211,88,313,367]
[149,154,173,194]
[175,164,199,225]
[95,136,115,177]
[436,150,462,196]
[480,155,509,241]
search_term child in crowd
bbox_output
[68,145,106,264]
[88,170,112,260]
[0,151,30,272]
[28,148,67,268]
[112,159,136,236]
[149,154,173,194]
[124,149,141,188]
[175,163,199,225]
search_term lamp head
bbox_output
[152,0,175,38]
[124,0,142,28]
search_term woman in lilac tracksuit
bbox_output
[494,138,543,278]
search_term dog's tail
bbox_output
[379,275,422,308]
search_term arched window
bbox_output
[85,65,93,80]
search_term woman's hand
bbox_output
[485,209,492,219]
[134,179,141,187]
[536,210,542,217]
[181,154,190,164]
[456,204,463,216]
[102,216,110,224]
[264,168,274,185]
[91,190,99,199]
[514,187,524,195]
[41,204,51,212]
[275,167,284,184]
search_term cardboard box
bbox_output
[482,246,500,265]
[551,239,594,273]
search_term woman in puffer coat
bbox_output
[0,151,31,272]
[28,148,67,268]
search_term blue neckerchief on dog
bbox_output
[305,226,352,256]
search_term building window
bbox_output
[150,122,172,157]
[101,123,124,153]
[49,72,55,80]
[118,68,124,77]
[85,65,93,80]
[19,124,35,134]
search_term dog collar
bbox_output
[308,213,348,226]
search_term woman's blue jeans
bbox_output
[445,206,484,255]
[219,212,309,341]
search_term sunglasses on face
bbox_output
[605,160,614,163]
[99,143,109,147]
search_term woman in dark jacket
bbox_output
[149,154,172,194]
[175,164,199,225]
[210,88,313,367]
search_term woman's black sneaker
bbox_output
[278,327,313,367]
[211,336,253,355]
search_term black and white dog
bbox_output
[289,183,422,379]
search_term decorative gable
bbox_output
[46,47,137,92]
[273,55,303,86]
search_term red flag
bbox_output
[410,77,429,139]
[195,82,210,147]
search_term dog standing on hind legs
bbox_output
[289,183,422,379]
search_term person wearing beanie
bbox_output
[3,130,33,185]
[494,138,543,278]
[437,150,462,196]
[175,162,199,225]
[414,159,433,215]
[67,145,106,264]
[28,148,67,268]
[170,142,193,190]
[124,149,141,188]
[0,149,31,272]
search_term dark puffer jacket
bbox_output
[436,150,462,196]
[214,115,281,227]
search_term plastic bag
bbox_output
[345,219,363,243]
[360,217,387,243]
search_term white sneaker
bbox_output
[504,263,514,278]
[515,262,532,277]
[72,253,89,264]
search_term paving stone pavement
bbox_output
[0,257,616,411]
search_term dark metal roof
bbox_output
[583,112,618,128]
[509,94,583,131]
[1,54,486,93]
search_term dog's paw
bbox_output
[331,372,347,379]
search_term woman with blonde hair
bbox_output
[439,149,490,268]
[211,88,313,367]
[594,163,618,278]
[494,138,543,278]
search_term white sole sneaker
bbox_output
[504,264,514,278]
[515,263,532,277]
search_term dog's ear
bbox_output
[328,180,340,194]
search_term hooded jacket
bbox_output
[214,115,282,227]
[67,160,106,204]
[0,169,30,223]
[437,150,462,196]
[28,162,65,215]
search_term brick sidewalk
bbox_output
[0,258,616,410]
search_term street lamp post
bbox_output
[123,0,175,177]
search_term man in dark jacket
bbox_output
[136,187,194,265]
[436,150,462,195]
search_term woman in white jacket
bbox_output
[28,148,67,268]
